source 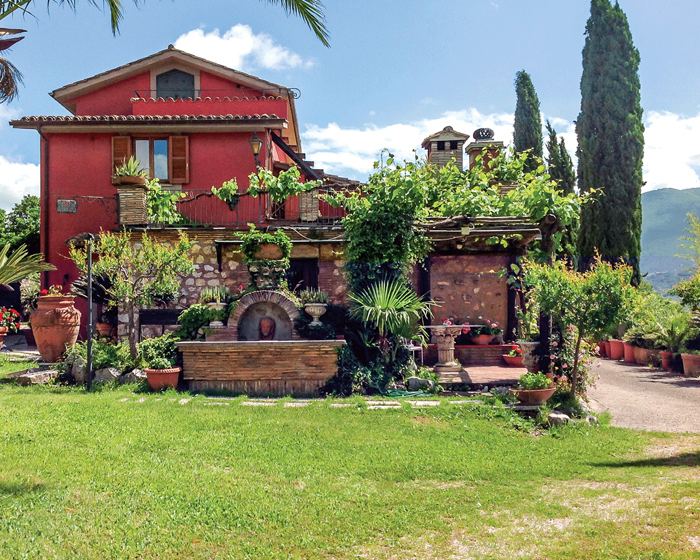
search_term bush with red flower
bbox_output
[38,284,64,297]
[0,307,21,332]
[507,346,522,358]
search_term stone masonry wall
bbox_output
[429,254,510,331]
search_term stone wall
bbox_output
[429,254,510,332]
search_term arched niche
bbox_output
[230,290,300,341]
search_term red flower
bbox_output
[39,289,48,296]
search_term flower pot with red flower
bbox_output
[30,285,81,363]
[468,317,502,346]
[503,345,523,367]
[0,307,21,349]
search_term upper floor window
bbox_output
[156,69,195,99]
[112,135,189,184]
[450,140,458,150]
[437,141,445,151]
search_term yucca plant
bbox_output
[349,280,434,362]
[0,243,55,286]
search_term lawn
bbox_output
[0,379,698,559]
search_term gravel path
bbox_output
[588,359,700,433]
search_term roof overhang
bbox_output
[10,115,288,134]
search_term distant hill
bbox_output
[641,187,700,293]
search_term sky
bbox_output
[1,0,699,210]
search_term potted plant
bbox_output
[300,288,329,326]
[467,317,502,345]
[237,225,293,290]
[199,286,232,327]
[510,372,556,405]
[503,345,523,367]
[112,156,148,185]
[138,334,181,390]
[0,306,21,349]
[658,314,689,372]
[30,284,81,363]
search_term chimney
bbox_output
[115,184,148,225]
[421,126,470,170]
[464,128,504,170]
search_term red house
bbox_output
[10,46,341,292]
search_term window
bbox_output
[450,140,458,150]
[135,138,168,180]
[112,136,189,184]
[156,69,195,99]
[286,259,319,291]
[437,141,445,151]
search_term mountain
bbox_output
[640,187,700,293]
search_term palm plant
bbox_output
[0,243,55,286]
[349,280,433,362]
[0,27,24,103]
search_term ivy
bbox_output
[236,224,293,264]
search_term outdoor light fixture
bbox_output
[249,133,262,167]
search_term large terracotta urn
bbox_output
[609,339,624,360]
[30,295,81,362]
[681,353,700,378]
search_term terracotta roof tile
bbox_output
[11,114,284,127]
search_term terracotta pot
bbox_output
[633,346,647,365]
[660,351,673,372]
[517,341,540,373]
[20,326,36,346]
[623,343,636,363]
[471,334,495,346]
[30,295,81,363]
[96,322,113,337]
[596,341,607,358]
[510,387,556,405]
[609,339,624,360]
[113,175,147,185]
[603,341,611,358]
[254,243,284,260]
[681,354,700,378]
[503,355,524,367]
[144,366,182,391]
[0,326,7,349]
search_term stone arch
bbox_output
[229,290,300,341]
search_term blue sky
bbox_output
[1,0,699,210]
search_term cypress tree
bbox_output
[513,70,543,173]
[576,0,644,282]
[545,121,575,196]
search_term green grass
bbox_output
[0,384,699,559]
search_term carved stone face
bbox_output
[258,317,276,340]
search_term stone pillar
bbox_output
[116,185,148,225]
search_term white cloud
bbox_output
[642,110,700,192]
[302,108,514,179]
[174,24,313,72]
[0,156,39,211]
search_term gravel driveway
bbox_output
[588,359,700,433]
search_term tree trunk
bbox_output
[570,332,583,399]
[127,299,138,359]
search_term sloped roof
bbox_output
[421,126,470,149]
[51,46,291,106]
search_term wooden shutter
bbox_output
[112,136,132,174]
[169,135,189,184]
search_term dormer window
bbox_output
[437,141,446,151]
[156,69,195,99]
[450,140,458,150]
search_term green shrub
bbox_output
[518,372,552,390]
[175,304,213,340]
[137,334,180,370]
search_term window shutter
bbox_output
[112,136,132,174]
[169,136,189,184]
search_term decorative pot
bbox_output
[144,366,181,391]
[660,350,673,372]
[597,342,607,358]
[623,343,636,363]
[206,302,227,328]
[254,243,284,260]
[0,326,7,349]
[30,295,81,363]
[471,334,495,346]
[603,341,611,358]
[609,339,624,360]
[95,322,114,337]
[681,353,700,378]
[510,387,556,406]
[503,355,524,367]
[304,303,327,327]
[517,341,540,373]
